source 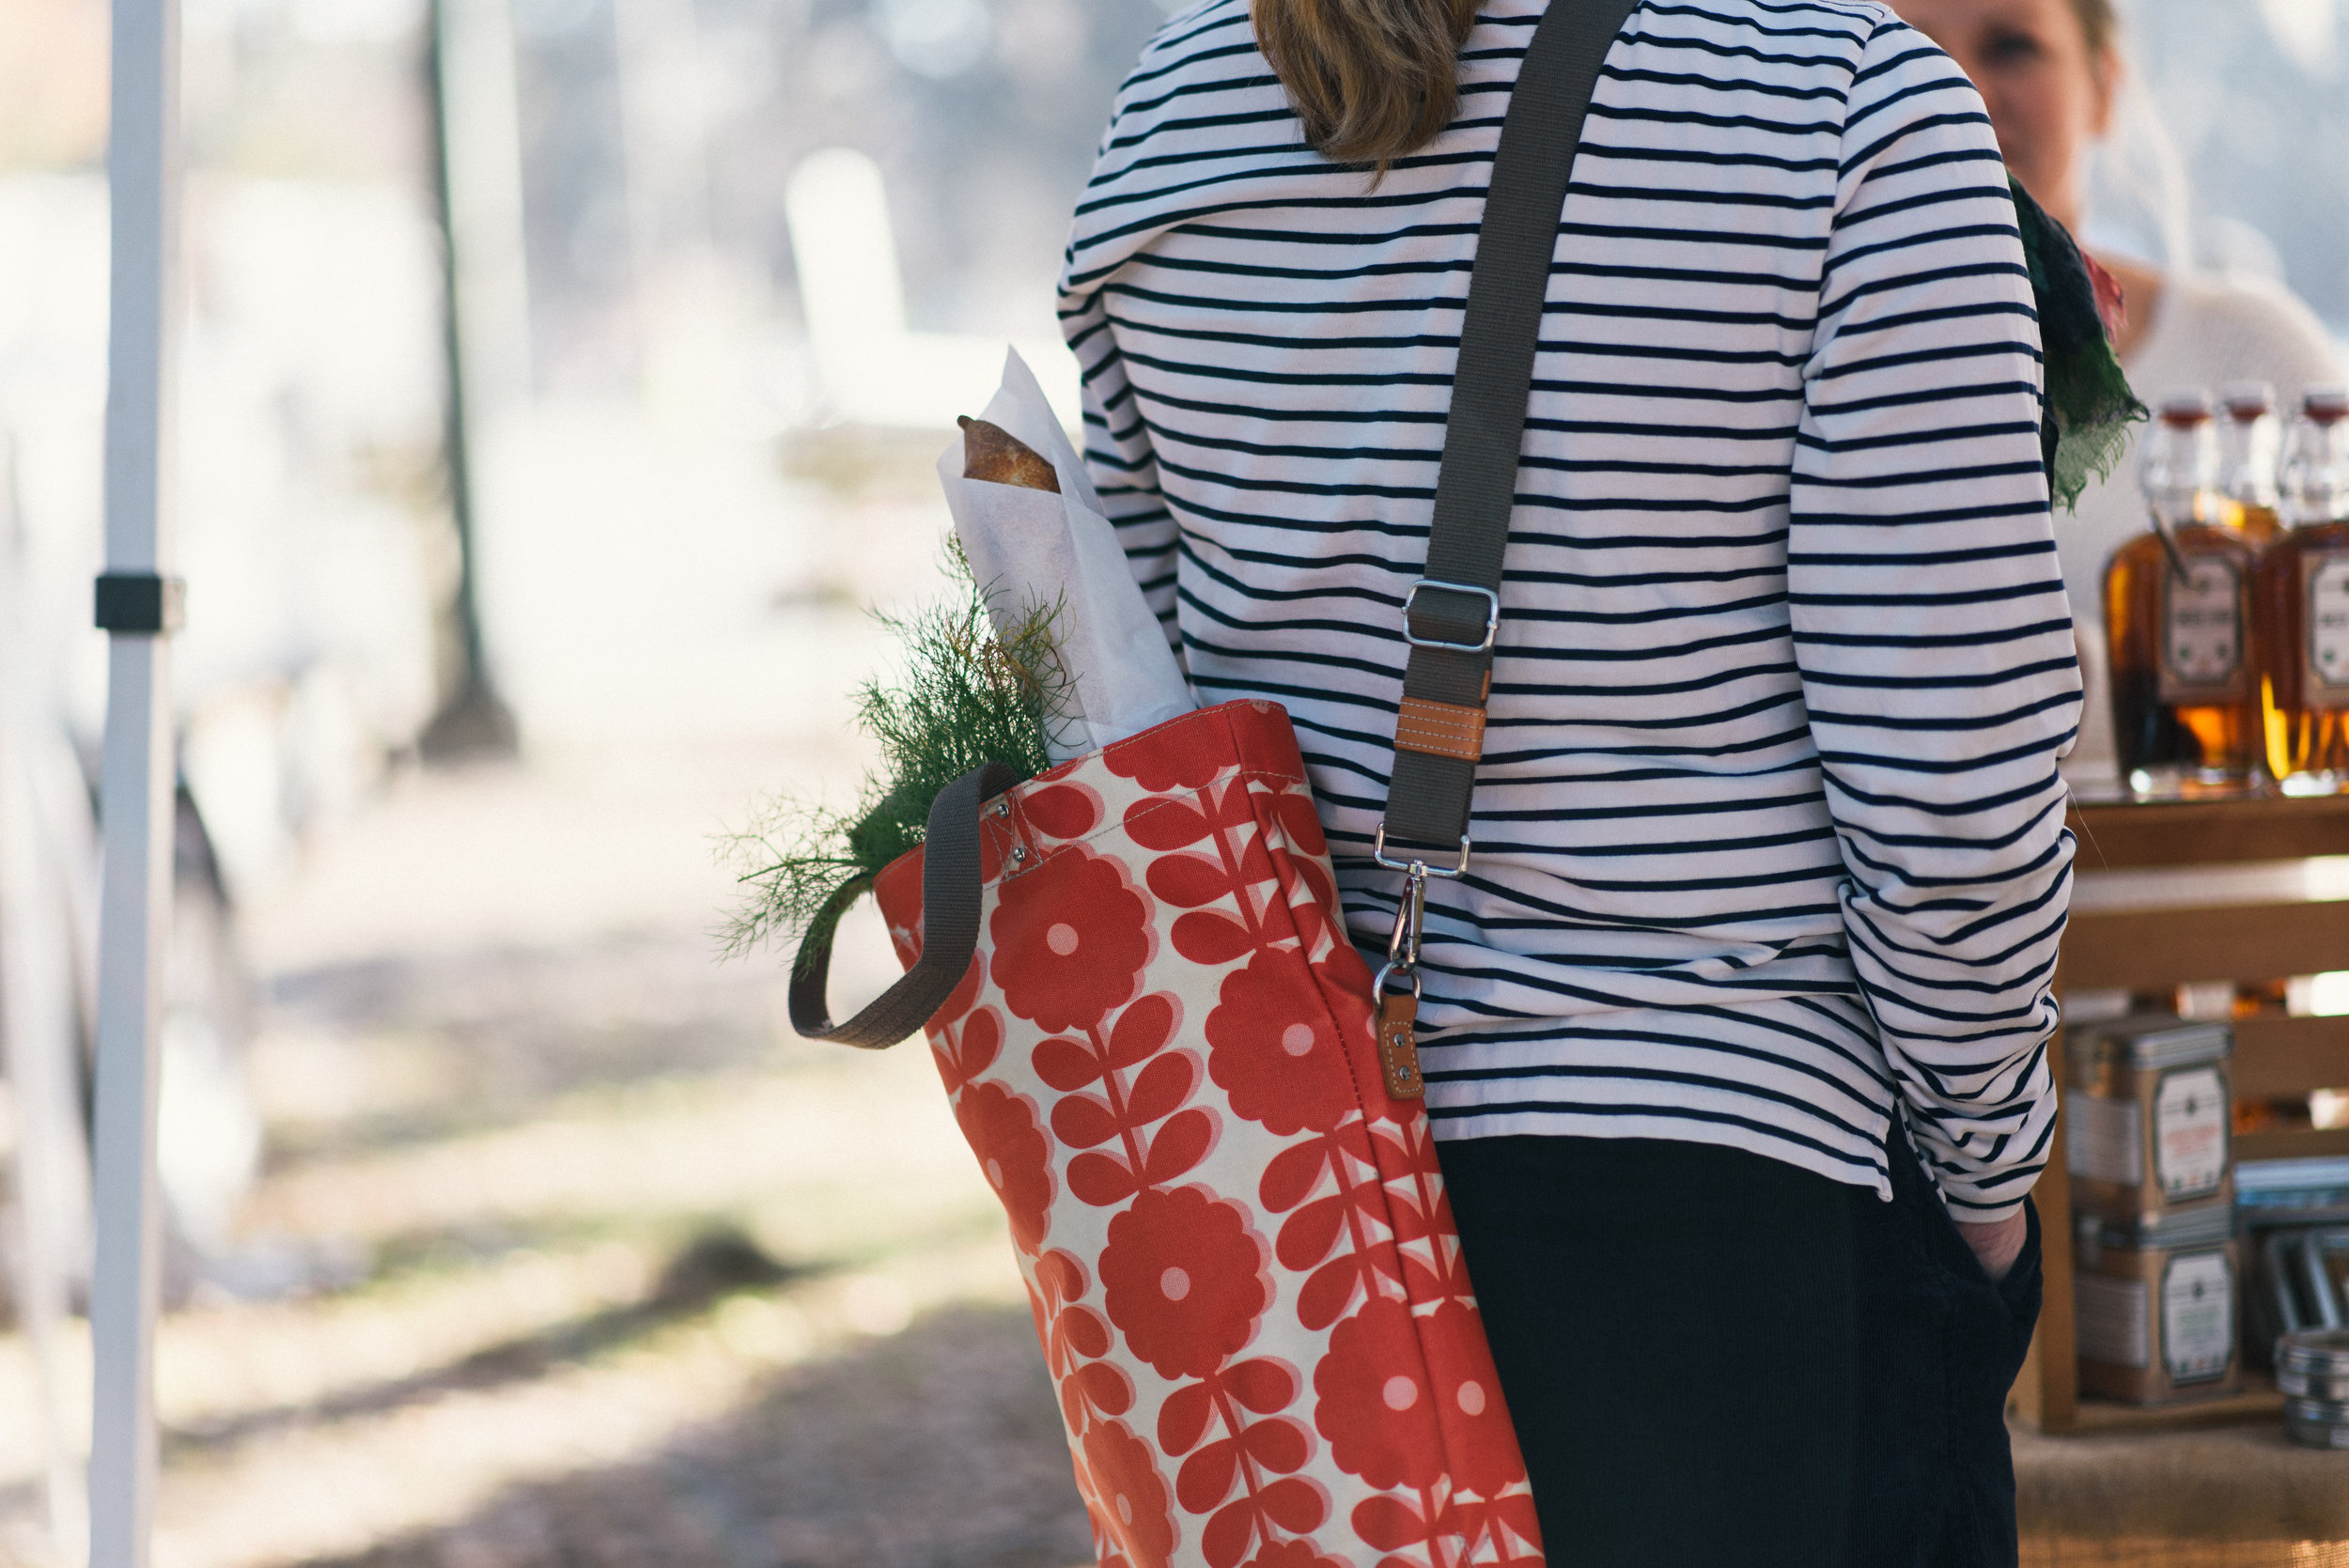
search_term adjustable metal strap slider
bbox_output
[1403,578,1500,654]
[94,572,185,634]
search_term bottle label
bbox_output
[2153,1065,2228,1201]
[2160,1249,2233,1384]
[2158,555,2248,702]
[2304,551,2349,710]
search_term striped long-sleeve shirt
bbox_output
[1056,0,2080,1220]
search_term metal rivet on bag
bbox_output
[995,801,1010,818]
[1010,845,1028,863]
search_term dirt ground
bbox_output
[215,745,1093,1568]
[225,756,1089,1568]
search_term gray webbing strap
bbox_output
[788,761,1019,1048]
[1380,0,1639,861]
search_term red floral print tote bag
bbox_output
[823,699,1545,1568]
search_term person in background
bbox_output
[1893,0,2343,786]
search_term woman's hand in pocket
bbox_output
[1953,1209,2030,1283]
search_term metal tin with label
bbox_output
[2279,1329,2349,1406]
[2279,1366,2349,1400]
[2285,1396,2349,1450]
[2075,1206,2244,1405]
[2066,1015,2233,1230]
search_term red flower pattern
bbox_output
[954,1079,1053,1254]
[1260,1130,1408,1333]
[991,846,1152,1032]
[1313,1296,1448,1492]
[931,1003,1002,1097]
[1104,726,1230,794]
[1206,951,1356,1137]
[1101,1186,1269,1381]
[1416,1298,1524,1498]
[1082,1418,1181,1568]
[1024,780,1105,842]
[1244,1543,1346,1568]
[1452,1491,1547,1566]
[866,702,1536,1568]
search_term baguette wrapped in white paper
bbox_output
[939,349,1194,762]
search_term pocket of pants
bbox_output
[1954,1200,2042,1408]
[1994,1200,2045,1339]
[1925,1192,2042,1387]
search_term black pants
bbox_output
[1437,1124,2042,1567]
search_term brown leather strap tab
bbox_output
[1377,988,1425,1099]
[1393,696,1487,763]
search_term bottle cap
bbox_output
[2221,381,2275,419]
[2160,389,2215,426]
[2306,385,2349,424]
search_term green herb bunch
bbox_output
[2010,175,2146,513]
[721,541,1066,961]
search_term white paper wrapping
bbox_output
[938,349,1194,762]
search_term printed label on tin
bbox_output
[2161,1250,2234,1384]
[2160,556,2248,701]
[2075,1273,2151,1368]
[2066,1095,2143,1187]
[2154,1066,2228,1201]
[2306,551,2349,709]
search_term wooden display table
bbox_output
[2015,792,2349,1434]
[2015,1421,2349,1564]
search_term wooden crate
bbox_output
[2015,793,2349,1433]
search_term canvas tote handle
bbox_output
[1379,0,1639,863]
[789,0,1637,1048]
[788,761,1020,1048]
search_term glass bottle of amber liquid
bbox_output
[2255,386,2349,788]
[2219,381,2283,546]
[2107,392,2262,792]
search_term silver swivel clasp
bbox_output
[1374,860,1428,1004]
[1368,821,1468,1004]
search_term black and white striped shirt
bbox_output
[1057,0,2079,1219]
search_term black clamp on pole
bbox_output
[94,573,186,635]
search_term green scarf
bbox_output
[2009,175,2147,513]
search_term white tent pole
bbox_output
[90,0,183,1551]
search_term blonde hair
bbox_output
[1252,0,1479,165]
[2070,0,2118,54]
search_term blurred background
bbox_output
[0,0,2342,1563]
